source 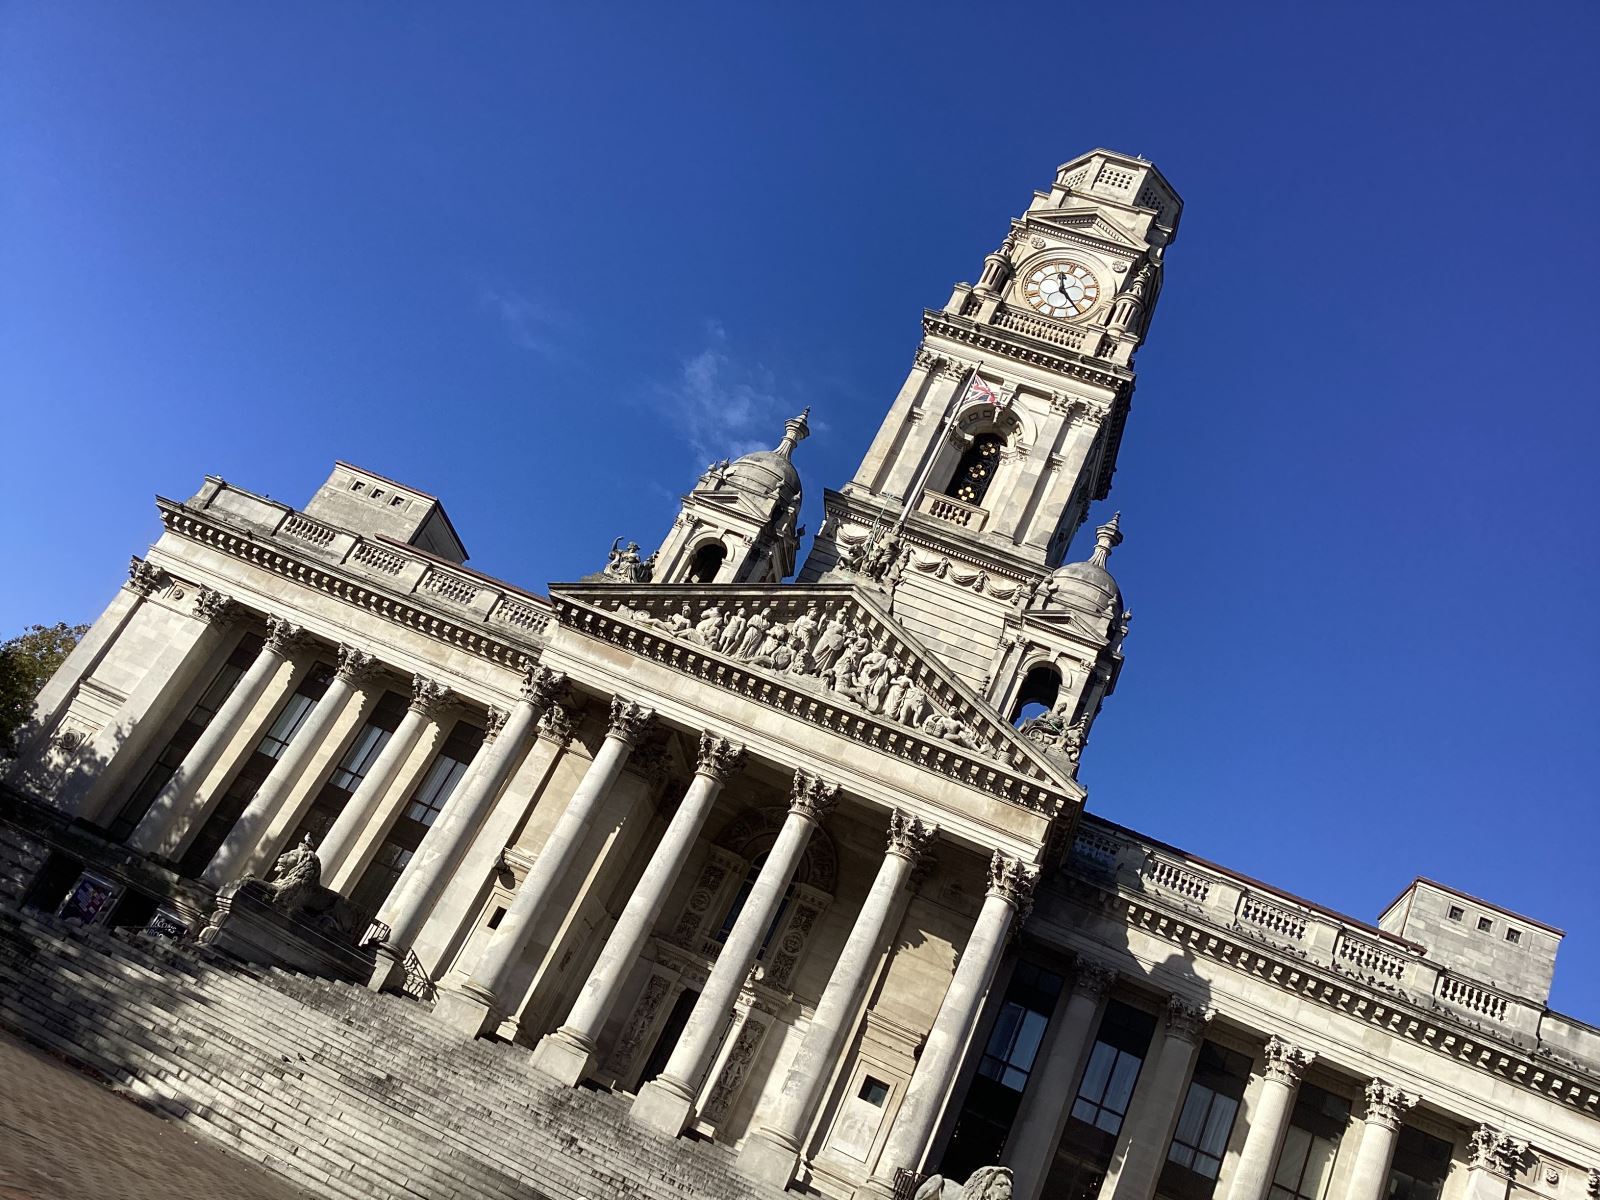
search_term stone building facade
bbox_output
[2,149,1596,1200]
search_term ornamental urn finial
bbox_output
[1089,512,1123,569]
[776,408,811,459]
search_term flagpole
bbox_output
[895,361,979,535]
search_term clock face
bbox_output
[1022,259,1101,318]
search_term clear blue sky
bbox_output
[3,4,1597,1015]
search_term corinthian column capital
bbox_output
[607,696,655,745]
[1072,955,1118,1000]
[987,852,1037,915]
[409,674,452,719]
[194,585,238,627]
[790,769,840,824]
[695,732,746,782]
[1165,995,1213,1044]
[1467,1125,1529,1177]
[885,808,936,864]
[263,614,305,657]
[520,664,566,710]
[127,556,165,596]
[1362,1079,1418,1130]
[1263,1036,1315,1086]
[335,644,378,686]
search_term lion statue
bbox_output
[914,1165,1013,1200]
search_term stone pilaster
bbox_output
[1223,1037,1315,1200]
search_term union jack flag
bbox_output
[963,370,1009,410]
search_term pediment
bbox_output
[1024,209,1142,250]
[548,582,1083,813]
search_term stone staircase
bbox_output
[0,903,801,1200]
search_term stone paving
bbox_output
[0,1027,312,1200]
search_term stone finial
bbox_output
[886,808,936,865]
[1072,955,1118,1001]
[776,408,811,459]
[790,768,840,824]
[1088,512,1123,569]
[1263,1036,1315,1086]
[194,585,237,627]
[263,615,304,657]
[1165,995,1213,1044]
[694,732,746,782]
[409,674,452,719]
[1467,1125,1530,1177]
[127,556,164,596]
[607,697,655,745]
[334,644,377,686]
[1362,1080,1418,1130]
[987,852,1038,917]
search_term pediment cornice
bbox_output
[548,582,1082,814]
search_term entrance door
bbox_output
[637,988,699,1088]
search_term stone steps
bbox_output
[0,905,800,1200]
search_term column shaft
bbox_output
[1224,1040,1314,1200]
[632,770,837,1137]
[436,698,651,1037]
[126,615,299,858]
[739,810,933,1188]
[1006,960,1118,1200]
[1099,998,1212,1200]
[368,667,562,989]
[1341,1082,1417,1200]
[866,853,1037,1194]
[202,647,374,886]
[320,676,448,888]
[530,733,745,1087]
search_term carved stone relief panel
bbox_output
[698,1006,772,1129]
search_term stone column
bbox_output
[126,614,302,859]
[1005,958,1120,1200]
[1223,1038,1316,1200]
[632,769,840,1138]
[863,852,1038,1197]
[1462,1126,1530,1200]
[435,696,655,1037]
[738,809,935,1188]
[530,733,746,1087]
[368,666,563,991]
[200,645,378,887]
[1097,996,1213,1200]
[320,674,452,888]
[57,584,239,822]
[1341,1081,1418,1200]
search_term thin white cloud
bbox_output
[475,280,571,356]
[661,321,796,464]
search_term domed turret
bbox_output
[644,410,812,585]
[1048,512,1123,615]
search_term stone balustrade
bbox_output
[259,506,555,638]
[1068,816,1553,1039]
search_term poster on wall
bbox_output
[56,871,123,925]
[145,908,191,939]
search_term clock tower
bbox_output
[798,149,1181,749]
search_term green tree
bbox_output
[0,622,89,756]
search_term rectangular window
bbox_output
[1447,905,1463,921]
[107,635,262,842]
[1269,1083,1351,1200]
[1071,1040,1145,1135]
[1477,916,1493,932]
[1047,1001,1158,1200]
[1386,1126,1453,1200]
[1505,928,1521,944]
[290,689,408,850]
[939,961,1065,1183]
[1161,1042,1251,1200]
[346,718,483,928]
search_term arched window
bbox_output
[688,541,726,583]
[1011,664,1062,726]
[947,433,1005,507]
[713,852,795,961]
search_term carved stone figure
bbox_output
[718,605,748,655]
[856,637,894,713]
[600,538,654,583]
[914,1166,1013,1200]
[688,604,723,646]
[811,612,851,674]
[260,835,322,912]
[896,680,930,727]
[736,605,773,659]
[664,602,694,635]
[787,604,820,671]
